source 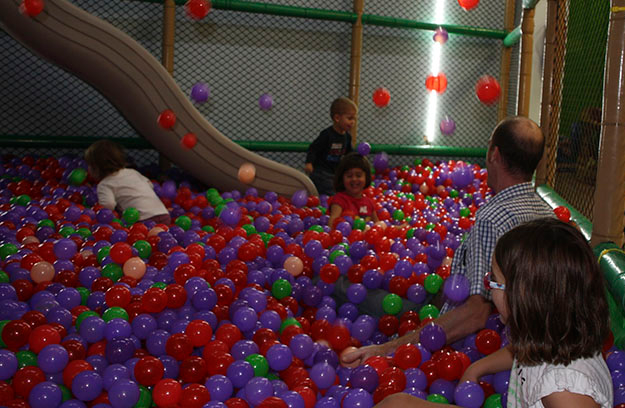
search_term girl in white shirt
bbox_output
[85,140,170,225]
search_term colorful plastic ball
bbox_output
[0,349,17,380]
[185,0,211,19]
[343,388,373,408]
[357,142,371,156]
[134,356,164,386]
[68,168,87,186]
[425,73,448,93]
[157,109,176,129]
[458,0,480,11]
[37,344,69,374]
[373,152,389,172]
[382,293,403,315]
[181,133,198,149]
[29,381,62,408]
[110,242,133,265]
[393,344,421,370]
[133,240,152,259]
[190,82,210,103]
[433,27,449,44]
[454,381,485,408]
[475,329,501,355]
[245,354,269,377]
[350,365,379,393]
[310,362,336,389]
[245,377,273,406]
[259,93,274,111]
[291,190,308,208]
[419,323,446,352]
[108,378,140,408]
[443,274,470,303]
[554,206,571,223]
[20,0,45,16]
[71,370,103,401]
[372,87,391,107]
[284,256,304,277]
[220,205,241,227]
[450,164,474,189]
[439,116,456,135]
[424,274,443,294]
[122,257,146,280]
[153,378,182,407]
[30,261,55,283]
[271,279,292,300]
[54,238,77,260]
[475,75,501,105]
[238,163,256,184]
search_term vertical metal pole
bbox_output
[348,0,364,145]
[498,0,516,121]
[591,1,625,247]
[517,6,535,116]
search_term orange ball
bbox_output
[238,163,256,184]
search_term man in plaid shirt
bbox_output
[342,116,554,366]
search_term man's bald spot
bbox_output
[492,116,545,179]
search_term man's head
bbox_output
[486,116,544,190]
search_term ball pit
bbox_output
[0,153,619,408]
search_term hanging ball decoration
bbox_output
[357,142,371,156]
[475,75,501,105]
[259,93,274,111]
[439,116,456,135]
[20,0,44,16]
[433,27,449,44]
[157,109,176,129]
[185,0,211,19]
[372,87,391,107]
[425,73,448,94]
[238,163,256,184]
[181,133,197,149]
[458,0,480,11]
[190,82,210,104]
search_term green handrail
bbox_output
[503,26,521,47]
[130,0,507,39]
[536,184,592,240]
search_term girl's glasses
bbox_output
[483,271,505,291]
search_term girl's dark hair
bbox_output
[333,153,372,192]
[84,139,127,180]
[494,217,609,366]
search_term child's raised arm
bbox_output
[459,345,513,383]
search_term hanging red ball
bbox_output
[425,73,448,94]
[185,0,211,19]
[372,87,391,107]
[458,0,480,11]
[20,0,44,17]
[475,75,501,105]
[181,133,198,149]
[157,109,176,129]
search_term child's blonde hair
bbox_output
[85,139,127,180]
[330,97,357,119]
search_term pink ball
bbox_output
[30,261,55,283]
[123,257,147,280]
[238,163,256,184]
[283,256,303,277]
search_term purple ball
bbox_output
[349,365,378,393]
[29,381,63,408]
[454,381,485,408]
[72,370,104,402]
[357,142,371,156]
[245,376,273,406]
[419,323,446,352]
[190,82,210,103]
[493,370,511,394]
[439,116,456,135]
[291,190,308,208]
[108,378,140,408]
[310,362,336,389]
[430,379,456,403]
[0,349,18,380]
[206,374,234,402]
[450,164,474,189]
[373,152,389,172]
[38,344,69,374]
[443,274,470,303]
[259,93,274,111]
[227,360,255,389]
[266,343,293,371]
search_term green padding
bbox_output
[536,184,592,240]
[595,242,625,308]
[503,26,521,47]
[607,290,625,349]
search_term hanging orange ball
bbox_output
[185,0,211,19]
[181,133,197,149]
[458,0,480,11]
[475,75,501,105]
[425,73,448,94]
[157,110,176,129]
[372,87,391,107]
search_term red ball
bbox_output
[215,323,242,349]
[157,109,176,129]
[186,320,213,347]
[134,356,164,386]
[185,0,211,19]
[179,356,208,384]
[554,206,571,223]
[392,344,421,370]
[165,284,187,309]
[458,0,480,10]
[1,319,32,350]
[363,356,389,377]
[142,287,168,313]
[257,397,288,408]
[327,324,351,352]
[435,352,463,381]
[28,324,61,353]
[181,133,198,149]
[226,397,250,408]
[475,329,502,355]
[379,366,406,390]
[179,383,211,408]
[105,285,131,308]
[475,75,501,105]
[372,87,391,107]
[425,73,448,93]
[153,378,182,408]
[20,0,44,16]
[319,264,340,284]
[110,242,132,265]
[166,333,193,361]
[12,366,45,398]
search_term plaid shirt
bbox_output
[441,182,554,313]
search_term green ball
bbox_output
[16,350,37,368]
[308,225,324,233]
[267,372,280,381]
[329,250,346,263]
[76,287,90,306]
[175,215,192,231]
[406,228,416,239]
[392,209,405,221]
[241,224,257,236]
[77,227,92,239]
[135,385,152,408]
[449,189,459,198]
[102,306,129,322]
[459,207,471,217]
[318,206,327,215]
[382,293,403,315]
[426,394,448,404]
[0,243,17,260]
[245,353,269,377]
[425,223,435,231]
[123,207,140,225]
[76,311,99,331]
[97,246,111,264]
[0,271,8,283]
[419,304,440,320]
[58,226,76,238]
[259,233,273,246]
[59,384,72,402]
[133,240,152,259]
[272,279,292,300]
[101,263,123,282]
[215,204,225,217]
[424,274,443,294]
[37,219,55,229]
[202,225,215,233]
[353,218,366,231]
[484,394,503,408]
[414,158,422,166]
[68,168,87,186]
[14,194,31,206]
[0,320,8,347]
[279,317,302,334]
[152,282,167,289]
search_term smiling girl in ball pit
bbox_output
[375,218,613,408]
[327,153,379,230]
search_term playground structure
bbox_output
[2,0,625,343]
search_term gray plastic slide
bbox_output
[0,0,317,196]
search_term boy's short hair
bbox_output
[333,152,372,192]
[330,97,358,119]
[494,217,609,366]
[85,139,127,180]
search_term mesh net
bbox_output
[545,0,610,221]
[1,0,513,177]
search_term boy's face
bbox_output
[333,109,357,134]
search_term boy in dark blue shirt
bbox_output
[305,97,356,196]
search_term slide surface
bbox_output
[0,0,317,196]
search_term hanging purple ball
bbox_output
[357,142,371,156]
[433,27,449,44]
[439,116,456,135]
[190,82,210,104]
[259,93,274,111]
